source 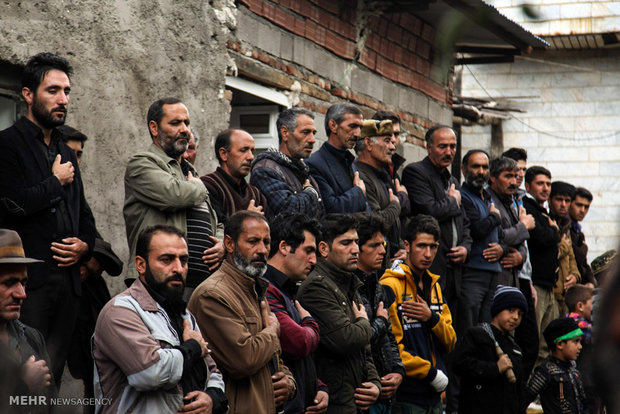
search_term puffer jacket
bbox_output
[379,263,457,407]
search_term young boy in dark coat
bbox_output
[524,317,589,414]
[453,285,527,414]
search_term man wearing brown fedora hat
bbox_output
[0,229,56,409]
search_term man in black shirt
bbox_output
[0,53,96,386]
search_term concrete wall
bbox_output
[0,0,233,294]
[460,49,620,260]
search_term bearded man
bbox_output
[123,98,224,294]
[93,225,228,413]
[458,150,505,335]
[188,211,296,414]
[0,52,96,386]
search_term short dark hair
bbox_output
[371,110,401,125]
[356,214,388,249]
[573,187,593,202]
[550,181,576,199]
[319,213,358,246]
[502,147,527,162]
[147,97,183,138]
[269,212,321,258]
[462,149,489,168]
[277,107,314,143]
[490,157,518,178]
[57,125,88,143]
[324,102,362,136]
[225,210,269,244]
[425,125,453,146]
[404,214,440,243]
[214,128,244,163]
[135,225,186,260]
[564,285,593,313]
[22,52,73,92]
[525,166,551,184]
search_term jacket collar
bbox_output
[148,142,180,165]
[264,265,299,298]
[422,156,452,184]
[128,278,161,312]
[220,259,270,300]
[315,257,362,293]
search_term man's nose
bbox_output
[13,283,27,300]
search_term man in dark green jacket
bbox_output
[298,214,381,413]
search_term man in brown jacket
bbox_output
[188,211,296,413]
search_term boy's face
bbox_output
[493,307,523,333]
[580,298,593,322]
[556,337,582,361]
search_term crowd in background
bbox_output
[0,52,618,414]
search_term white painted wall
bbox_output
[460,49,620,261]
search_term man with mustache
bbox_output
[568,187,595,288]
[523,166,561,365]
[488,156,538,378]
[307,103,369,214]
[402,126,471,414]
[124,98,224,299]
[401,126,471,312]
[0,53,96,387]
[354,120,409,262]
[0,229,55,411]
[188,211,296,414]
[297,214,381,413]
[458,150,505,335]
[251,107,324,219]
[201,129,267,225]
[263,212,329,413]
[93,225,228,413]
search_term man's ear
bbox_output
[218,147,229,163]
[148,120,159,139]
[224,235,235,255]
[576,301,585,313]
[22,87,34,106]
[318,240,330,259]
[280,125,290,143]
[279,240,290,256]
[525,182,531,193]
[135,255,147,276]
[328,119,338,135]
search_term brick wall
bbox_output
[232,0,453,145]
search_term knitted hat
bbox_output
[543,317,583,350]
[491,285,527,317]
[360,119,393,139]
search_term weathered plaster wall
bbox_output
[461,49,620,260]
[0,0,233,294]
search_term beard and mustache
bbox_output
[144,262,186,310]
[32,96,67,129]
[232,248,267,279]
[158,130,189,159]
[465,170,488,191]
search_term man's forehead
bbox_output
[240,217,270,235]
[40,69,70,88]
[534,174,550,183]
[162,103,189,118]
[149,232,188,253]
[340,113,363,124]
[231,130,255,147]
[0,264,28,278]
[335,229,358,240]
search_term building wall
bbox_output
[231,0,452,161]
[488,0,620,35]
[0,0,234,293]
[461,49,620,260]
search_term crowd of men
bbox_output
[0,52,613,414]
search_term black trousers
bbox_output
[20,267,79,389]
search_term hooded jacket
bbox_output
[379,263,456,406]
